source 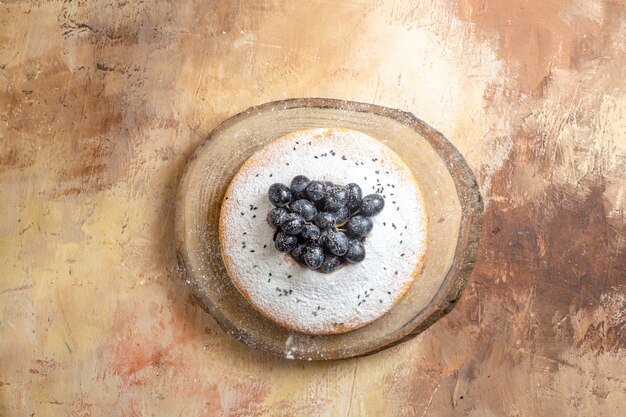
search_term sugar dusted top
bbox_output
[219,128,427,334]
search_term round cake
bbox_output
[219,128,428,335]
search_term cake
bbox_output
[219,128,427,335]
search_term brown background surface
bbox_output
[1,1,625,416]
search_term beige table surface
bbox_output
[1,1,625,416]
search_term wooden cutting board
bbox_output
[175,98,483,360]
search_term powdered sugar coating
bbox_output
[219,128,427,334]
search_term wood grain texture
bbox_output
[175,99,482,358]
[1,0,624,416]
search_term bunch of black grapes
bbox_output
[266,175,384,273]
